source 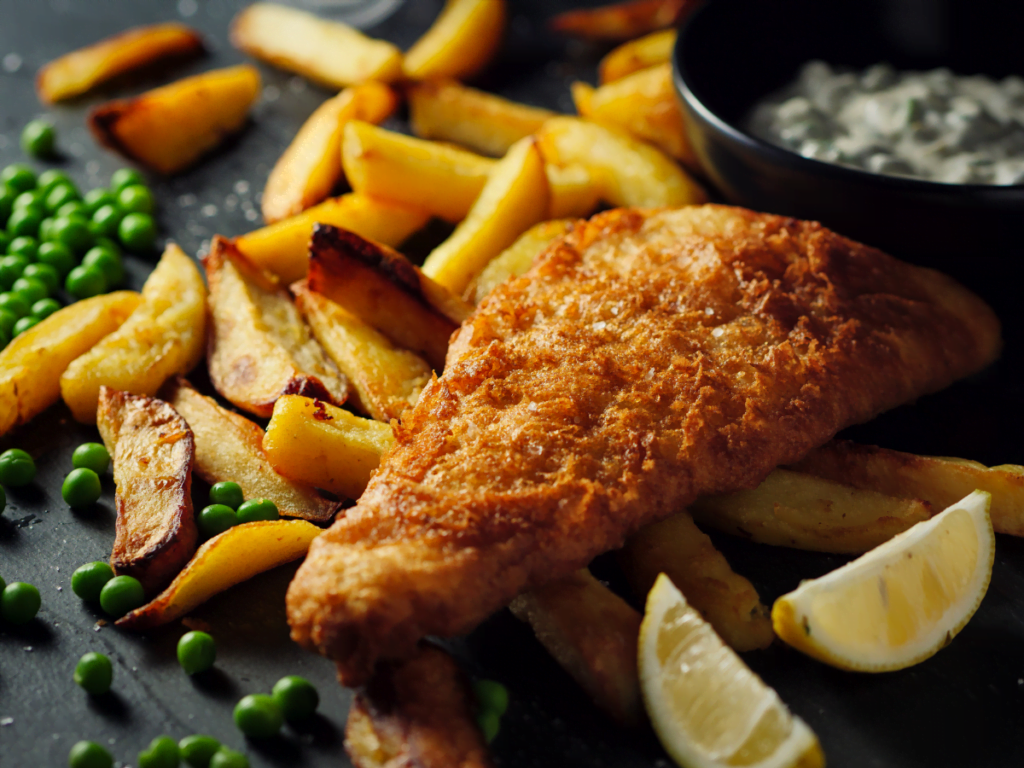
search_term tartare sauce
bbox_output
[747,61,1024,185]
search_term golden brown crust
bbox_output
[288,205,1001,684]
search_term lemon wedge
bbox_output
[639,574,824,768]
[773,489,994,672]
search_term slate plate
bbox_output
[2,2,1024,767]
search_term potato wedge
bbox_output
[97,388,197,595]
[60,244,205,424]
[422,136,550,297]
[792,440,1024,537]
[88,64,260,175]
[230,2,402,88]
[342,121,496,224]
[307,225,467,370]
[550,0,693,41]
[204,236,347,418]
[0,292,139,437]
[574,63,695,166]
[346,644,493,768]
[262,82,398,224]
[545,163,602,220]
[403,0,506,82]
[537,116,705,207]
[36,22,204,104]
[408,78,553,158]
[598,29,676,84]
[471,219,574,304]
[690,468,934,554]
[619,512,773,652]
[292,282,432,422]
[263,395,395,501]
[116,520,321,630]
[163,378,340,523]
[509,570,643,727]
[235,193,429,285]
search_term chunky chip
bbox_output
[402,0,507,82]
[598,29,676,84]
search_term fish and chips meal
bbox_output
[2,1,1022,767]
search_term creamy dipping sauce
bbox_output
[747,61,1024,185]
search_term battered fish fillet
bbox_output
[288,205,1000,685]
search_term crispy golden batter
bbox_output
[288,205,1001,684]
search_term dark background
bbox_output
[2,1,1024,767]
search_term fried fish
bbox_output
[288,205,1001,684]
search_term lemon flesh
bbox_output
[773,489,994,672]
[640,574,823,768]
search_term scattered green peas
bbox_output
[46,183,80,214]
[21,120,56,158]
[68,740,113,768]
[90,203,124,238]
[13,316,39,336]
[0,257,28,290]
[117,184,155,215]
[66,264,107,299]
[24,263,60,293]
[73,442,110,474]
[83,188,116,214]
[0,291,30,318]
[235,498,279,524]
[111,168,145,192]
[31,297,61,319]
[178,630,217,675]
[6,207,43,238]
[209,481,244,510]
[119,212,156,251]
[0,230,8,252]
[234,693,283,739]
[52,215,93,253]
[209,748,249,768]
[197,504,237,538]
[63,467,102,508]
[0,186,16,225]
[98,574,145,618]
[13,276,49,304]
[179,735,221,768]
[74,652,113,694]
[473,679,509,716]
[1,164,37,193]
[272,675,319,723]
[139,736,181,768]
[13,189,43,211]
[57,200,89,221]
[38,169,73,194]
[37,241,75,276]
[95,235,122,258]
[8,235,38,260]
[82,246,123,286]
[0,448,36,486]
[1,581,41,624]
[476,708,501,744]
[71,561,115,601]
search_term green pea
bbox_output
[74,652,113,694]
[0,448,36,486]
[38,169,73,194]
[6,207,42,238]
[1,581,41,624]
[13,276,49,304]
[99,574,144,618]
[198,504,237,538]
[51,214,93,253]
[117,184,155,215]
[68,740,113,768]
[272,675,319,723]
[71,561,115,601]
[82,246,123,286]
[66,264,107,299]
[179,735,221,768]
[38,216,56,242]
[111,168,145,192]
[24,263,60,293]
[46,183,80,214]
[8,235,38,260]
[13,316,39,336]
[21,120,56,158]
[476,708,501,744]
[119,212,156,252]
[1,164,37,193]
[57,200,89,221]
[472,679,509,716]
[37,241,75,276]
[63,467,102,508]
[178,630,217,675]
[83,188,116,214]
[209,481,244,510]
[90,203,124,238]
[0,230,8,252]
[13,189,43,211]
[95,235,122,258]
[209,749,249,768]
[235,498,279,524]
[0,308,15,337]
[73,442,110,474]
[0,291,30,318]
[233,693,283,738]
[139,736,181,768]
[31,297,61,319]
[0,186,16,226]
[0,256,28,291]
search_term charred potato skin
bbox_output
[98,387,197,595]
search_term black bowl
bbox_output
[673,0,1024,263]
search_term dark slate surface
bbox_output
[2,2,1024,767]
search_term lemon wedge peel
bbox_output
[772,489,994,673]
[640,574,824,768]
